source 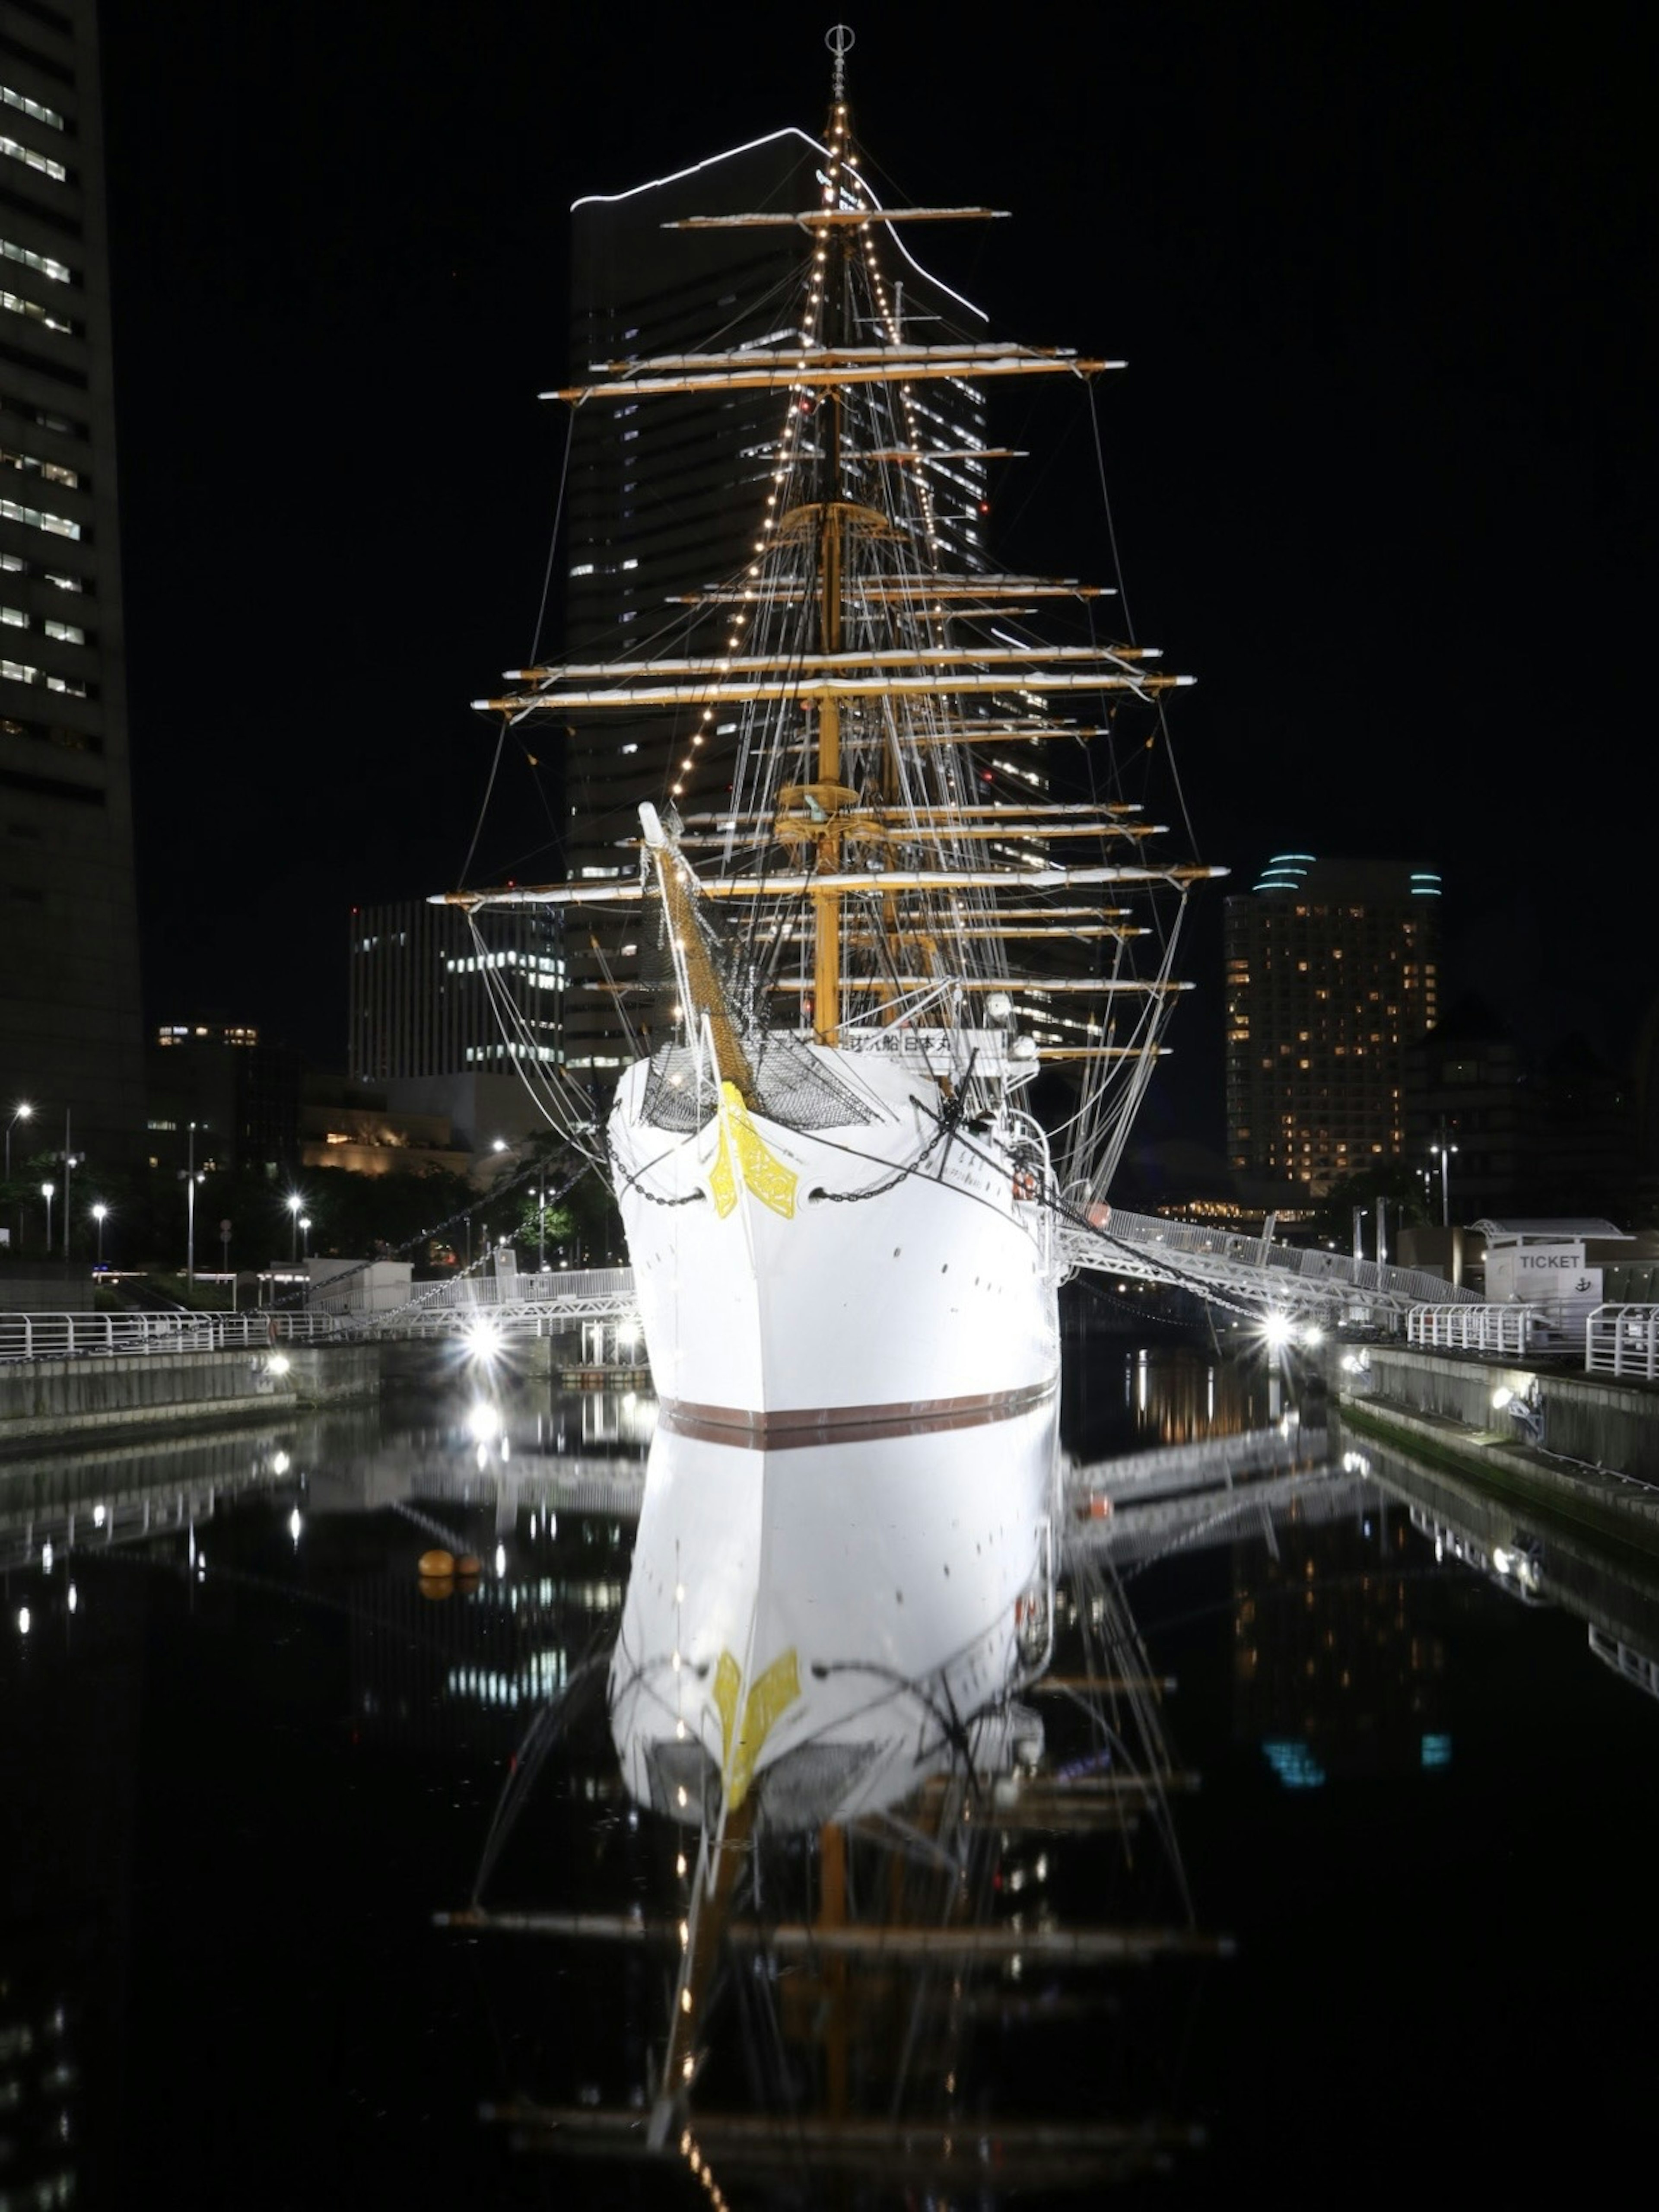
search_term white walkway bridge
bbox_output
[1062,1205,1481,1327]
[2,1217,1480,1365]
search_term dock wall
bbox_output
[0,1342,381,1450]
[1337,1344,1659,1548]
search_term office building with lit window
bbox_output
[0,0,143,1155]
[347,898,566,1149]
[144,1017,303,1175]
[1224,855,1441,1195]
[557,129,988,1072]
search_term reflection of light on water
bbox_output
[467,1401,501,1443]
[1263,1737,1326,1788]
[445,1648,569,1707]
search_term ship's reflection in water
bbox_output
[7,1362,1659,2202]
[467,1398,1216,2199]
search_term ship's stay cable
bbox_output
[457,721,506,890]
[528,403,579,667]
[1088,380,1200,860]
[454,402,580,890]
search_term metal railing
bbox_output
[385,1268,636,1312]
[1405,1304,1542,1357]
[1075,1206,1481,1317]
[1586,1304,1659,1381]
[0,1271,641,1361]
[0,1310,350,1362]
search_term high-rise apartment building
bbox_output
[556,127,989,1072]
[347,898,566,1148]
[0,0,143,1154]
[1224,855,1441,1195]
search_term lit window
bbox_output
[43,619,82,643]
[0,236,71,284]
[0,134,67,183]
[0,496,79,541]
[0,288,73,335]
[0,86,64,132]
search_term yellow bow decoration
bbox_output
[711,1646,801,1811]
[706,1081,797,1221]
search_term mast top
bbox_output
[826,23,855,101]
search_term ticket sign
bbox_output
[1486,1243,1602,1304]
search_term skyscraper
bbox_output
[1224,855,1441,1195]
[555,126,989,1073]
[347,897,566,1149]
[0,0,143,1154]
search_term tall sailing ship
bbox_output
[440,31,1220,1438]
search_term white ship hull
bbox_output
[610,1398,1059,1828]
[609,1043,1061,1438]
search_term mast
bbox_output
[444,24,1225,1081]
[810,74,853,1045]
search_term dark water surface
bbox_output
[3,1349,1657,2206]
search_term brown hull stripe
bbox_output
[656,1378,1058,1449]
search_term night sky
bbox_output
[97,1,1657,1145]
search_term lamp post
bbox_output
[180,1170,204,1283]
[179,1120,204,1283]
[1430,1128,1459,1228]
[4,1100,31,1180]
[537,1188,547,1273]
[286,1193,303,1262]
[92,1202,107,1267]
[61,1143,81,1259]
[41,1180,54,1252]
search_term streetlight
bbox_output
[286,1193,303,1261]
[92,1201,108,1268]
[60,1146,80,1260]
[41,1180,54,1251]
[4,1100,31,1180]
[1430,1128,1459,1228]
[179,1170,204,1283]
[299,1214,312,1258]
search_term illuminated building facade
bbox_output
[1224,856,1441,1195]
[559,129,989,1073]
[347,896,566,1148]
[0,0,143,1154]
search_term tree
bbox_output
[1307,1161,1430,1251]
